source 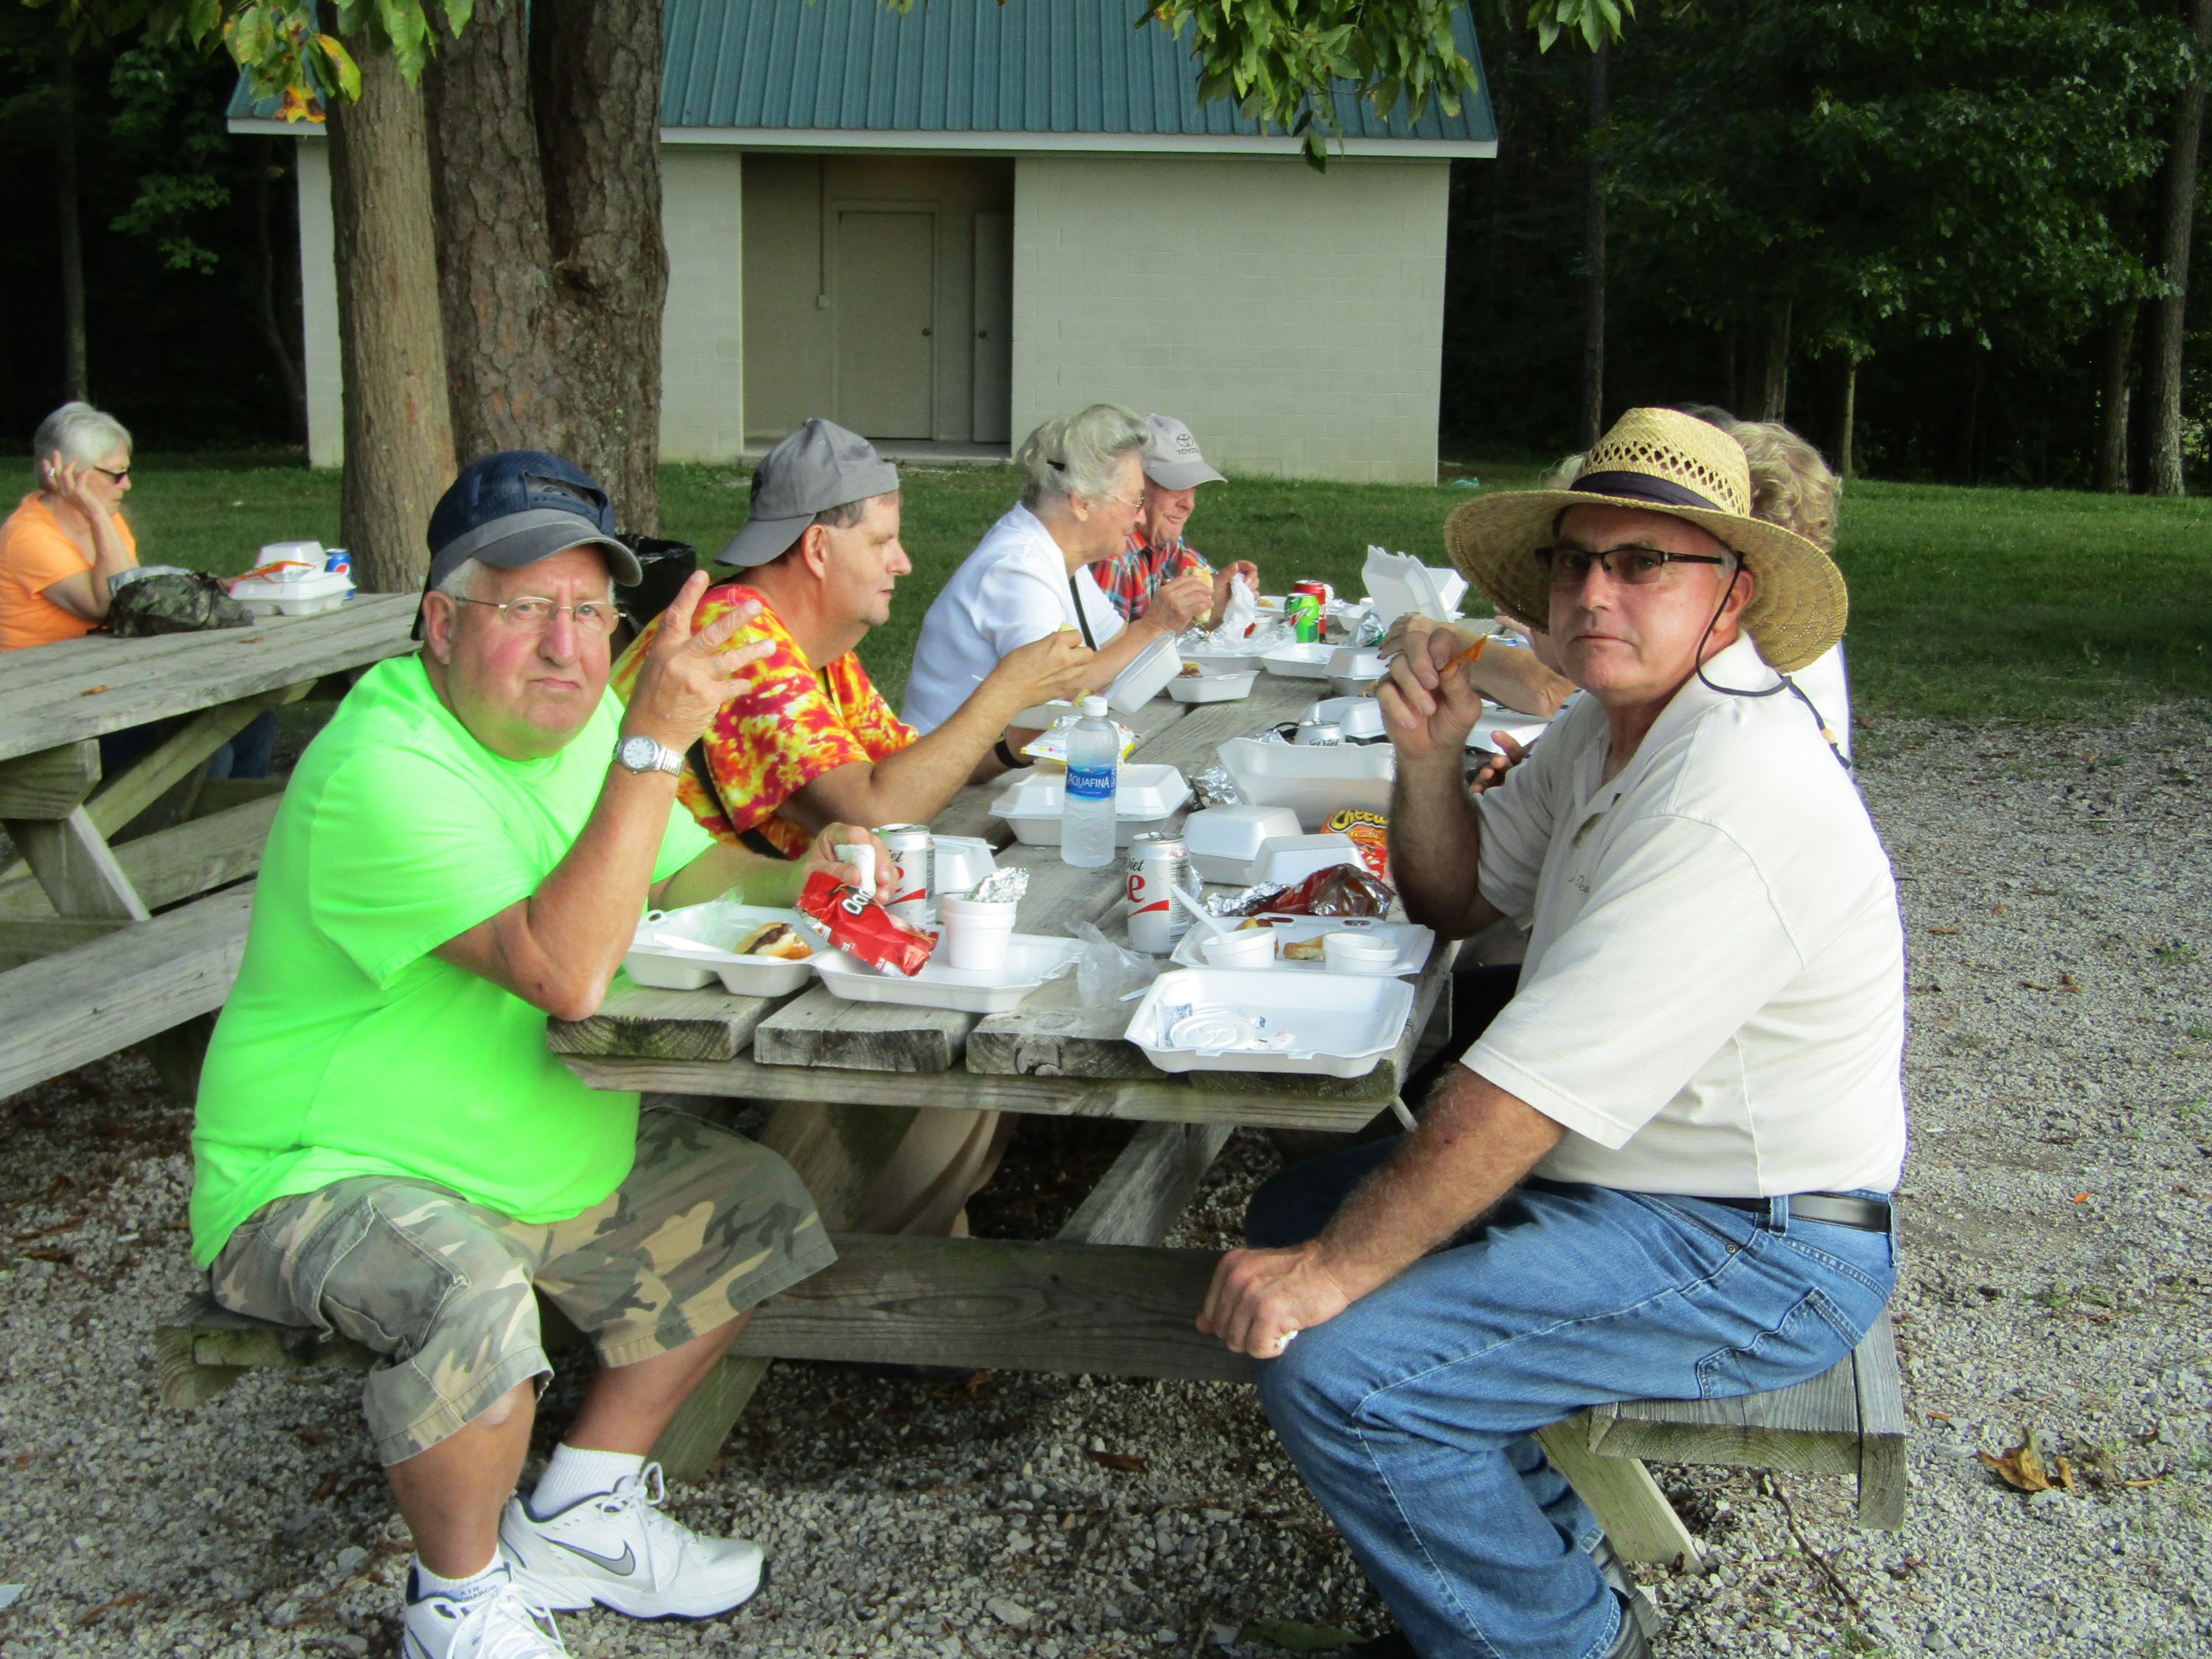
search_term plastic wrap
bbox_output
[1074,920,1157,1004]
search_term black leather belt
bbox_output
[1700,1192,1891,1232]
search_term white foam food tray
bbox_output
[624,902,820,996]
[230,567,354,617]
[1181,804,1303,883]
[1259,642,1338,679]
[1106,635,1183,712]
[1124,967,1414,1077]
[1167,668,1256,703]
[1217,736,1394,830]
[1465,700,1559,756]
[988,764,1191,846]
[1310,695,1388,741]
[813,933,1081,1014]
[1169,915,1434,975]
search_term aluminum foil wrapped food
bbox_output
[1206,863,1394,919]
[796,869,936,975]
[1190,762,1244,809]
[963,866,1030,905]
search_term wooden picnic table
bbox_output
[0,592,420,1098]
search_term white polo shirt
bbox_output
[902,504,1125,734]
[1464,635,1906,1197]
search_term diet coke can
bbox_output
[877,824,936,926]
[1125,832,1200,955]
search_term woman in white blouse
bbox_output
[903,404,1213,733]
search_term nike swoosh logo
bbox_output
[551,1537,637,1576]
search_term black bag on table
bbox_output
[105,570,255,637]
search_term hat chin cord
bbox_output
[1691,564,1850,771]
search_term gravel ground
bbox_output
[1,703,2207,1659]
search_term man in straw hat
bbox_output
[1198,408,1905,1659]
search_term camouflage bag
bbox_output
[105,568,254,637]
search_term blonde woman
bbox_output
[902,403,1214,733]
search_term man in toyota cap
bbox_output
[192,448,891,1659]
[613,417,1089,1237]
[1089,412,1259,625]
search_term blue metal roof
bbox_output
[232,1,1495,152]
[663,0,1493,148]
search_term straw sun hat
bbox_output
[1442,407,1847,673]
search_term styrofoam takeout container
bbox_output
[624,902,819,996]
[1124,967,1414,1078]
[1217,736,1394,830]
[1310,695,1388,742]
[813,932,1079,1015]
[1181,805,1302,884]
[1251,832,1362,888]
[229,566,354,617]
[1167,668,1257,704]
[257,540,325,566]
[1464,700,1561,756]
[1259,642,1338,680]
[1172,914,1435,976]
[1105,635,1183,712]
[987,763,1191,846]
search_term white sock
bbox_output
[529,1444,646,1519]
[411,1553,505,1602]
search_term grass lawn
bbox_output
[70,453,2212,725]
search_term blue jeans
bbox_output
[98,709,277,784]
[1246,1139,1898,1659]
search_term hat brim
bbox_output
[432,509,642,586]
[1144,459,1226,490]
[714,511,814,568]
[1441,490,1846,674]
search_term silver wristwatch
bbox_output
[614,734,684,778]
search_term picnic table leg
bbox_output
[0,741,152,922]
[648,1099,919,1481]
[1536,1419,1707,1571]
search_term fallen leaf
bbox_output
[13,1213,86,1242]
[9,1451,31,1470]
[1926,1411,1952,1423]
[2124,1468,2171,1489]
[1979,1427,2074,1493]
[1085,1450,1149,1474]
[2060,973,2081,990]
[298,1429,336,1447]
[78,684,107,696]
[1239,1620,1361,1652]
[19,1247,72,1265]
[77,1591,146,1626]
[1927,925,1961,936]
[1992,903,2008,916]
[2074,1194,2090,1203]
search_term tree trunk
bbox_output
[2147,0,2212,497]
[1758,300,1790,420]
[56,63,88,404]
[327,40,455,593]
[2096,301,2138,493]
[1578,40,1608,448]
[1837,355,1859,479]
[251,156,310,445]
[424,0,667,530]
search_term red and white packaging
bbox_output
[796,870,937,977]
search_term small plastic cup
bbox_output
[1322,931,1399,975]
[938,895,1018,972]
[1200,928,1278,970]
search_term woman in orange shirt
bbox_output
[0,401,141,651]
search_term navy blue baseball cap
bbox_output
[425,451,643,591]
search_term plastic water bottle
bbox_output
[1062,695,1119,869]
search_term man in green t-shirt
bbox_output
[192,451,888,1659]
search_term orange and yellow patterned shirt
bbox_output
[611,584,917,859]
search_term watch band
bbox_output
[616,735,683,777]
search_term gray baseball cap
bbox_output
[717,418,901,568]
[1140,414,1226,490]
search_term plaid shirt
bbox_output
[1089,532,1205,622]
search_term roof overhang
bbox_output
[229,116,1493,159]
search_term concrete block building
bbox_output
[233,0,1495,484]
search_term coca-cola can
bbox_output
[878,824,935,926]
[1125,832,1199,955]
[1290,579,1336,608]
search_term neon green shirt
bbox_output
[189,655,712,1267]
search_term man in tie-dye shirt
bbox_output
[613,420,1092,860]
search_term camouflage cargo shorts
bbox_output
[208,1107,835,1466]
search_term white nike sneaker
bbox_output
[400,1565,567,1658]
[499,1461,765,1620]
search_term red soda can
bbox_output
[1125,832,1198,954]
[877,824,936,926]
[1290,579,1335,608]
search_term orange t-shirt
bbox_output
[611,584,917,858]
[0,493,139,650]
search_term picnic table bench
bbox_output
[0,593,420,1099]
[153,663,1906,1569]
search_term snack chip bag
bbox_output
[1326,808,1391,883]
[796,870,936,976]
